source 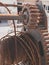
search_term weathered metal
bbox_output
[0,14,23,20]
[0,3,23,7]
[0,2,49,65]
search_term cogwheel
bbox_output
[22,4,46,29]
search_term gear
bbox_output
[22,4,49,65]
[22,4,47,29]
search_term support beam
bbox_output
[0,14,23,20]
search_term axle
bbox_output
[0,14,24,20]
[0,3,23,7]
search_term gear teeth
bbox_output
[45,39,49,42]
[43,31,48,35]
[42,33,48,35]
[22,4,49,65]
[44,36,49,40]
[30,9,40,12]
[29,6,38,9]
[26,4,49,65]
[43,36,49,39]
[47,44,49,46]
[30,13,42,16]
[40,30,48,32]
[22,4,45,29]
[40,29,49,65]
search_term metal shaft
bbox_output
[0,3,23,7]
[0,14,23,20]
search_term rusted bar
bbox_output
[0,14,23,20]
[0,3,23,7]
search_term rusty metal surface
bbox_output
[0,3,23,7]
[0,2,49,65]
[0,34,41,65]
[39,29,49,65]
[20,33,41,65]
[0,14,23,20]
[1,30,49,65]
[21,4,47,29]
